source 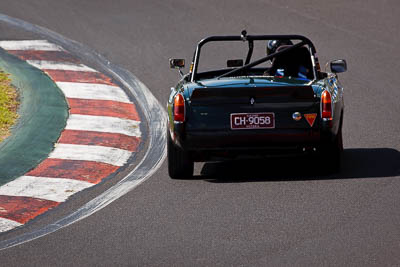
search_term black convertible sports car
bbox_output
[167,31,347,179]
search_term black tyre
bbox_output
[320,126,342,174]
[167,131,194,179]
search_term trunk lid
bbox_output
[186,79,320,132]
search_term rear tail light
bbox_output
[174,93,185,122]
[321,90,332,119]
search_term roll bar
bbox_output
[190,33,319,82]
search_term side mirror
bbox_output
[330,59,347,73]
[169,58,185,69]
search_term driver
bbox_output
[266,39,293,77]
[266,39,311,80]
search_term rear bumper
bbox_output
[188,146,318,161]
[185,129,321,148]
[172,123,336,161]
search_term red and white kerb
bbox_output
[0,40,141,232]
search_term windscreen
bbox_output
[197,40,271,74]
[195,39,314,80]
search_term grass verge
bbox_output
[0,70,19,142]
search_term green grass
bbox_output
[0,70,19,142]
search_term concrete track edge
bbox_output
[0,13,167,250]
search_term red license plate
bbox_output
[230,113,275,130]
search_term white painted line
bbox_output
[56,82,131,103]
[0,218,22,233]
[66,114,141,137]
[26,60,97,72]
[0,13,166,248]
[0,40,63,51]
[49,144,132,167]
[0,176,94,203]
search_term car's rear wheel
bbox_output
[320,125,342,174]
[167,131,194,179]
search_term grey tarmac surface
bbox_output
[0,0,400,265]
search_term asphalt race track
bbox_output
[0,0,400,265]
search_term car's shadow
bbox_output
[195,148,400,183]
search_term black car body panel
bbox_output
[167,33,346,177]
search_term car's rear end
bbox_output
[173,78,328,161]
[167,33,346,178]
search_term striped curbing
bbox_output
[27,159,119,184]
[26,60,97,72]
[65,114,141,136]
[49,144,132,166]
[0,176,93,203]
[44,70,116,85]
[0,40,63,51]
[56,82,132,103]
[0,40,142,233]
